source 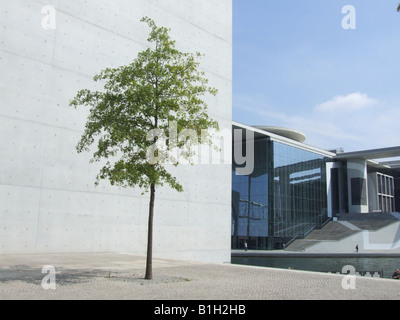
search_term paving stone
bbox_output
[1,253,400,300]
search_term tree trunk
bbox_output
[145,183,155,280]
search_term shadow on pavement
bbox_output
[0,265,108,286]
[0,265,191,286]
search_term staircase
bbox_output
[285,212,400,252]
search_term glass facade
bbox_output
[376,173,395,212]
[232,137,269,250]
[271,142,328,248]
[368,167,398,213]
[232,135,329,250]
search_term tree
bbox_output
[398,3,400,12]
[69,17,219,280]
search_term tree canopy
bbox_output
[70,16,219,194]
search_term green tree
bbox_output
[398,3,400,12]
[69,17,219,280]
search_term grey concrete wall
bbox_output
[0,0,232,263]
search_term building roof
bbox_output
[378,160,400,169]
[232,121,336,158]
[232,122,400,169]
[252,126,306,143]
[335,146,400,163]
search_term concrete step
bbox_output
[285,212,400,252]
[338,213,398,231]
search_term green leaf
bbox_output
[69,16,219,194]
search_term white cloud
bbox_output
[306,93,400,151]
[314,92,377,113]
[233,91,400,153]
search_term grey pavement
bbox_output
[1,252,400,300]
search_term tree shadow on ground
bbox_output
[0,265,108,286]
[0,265,191,286]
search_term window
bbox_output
[351,178,367,206]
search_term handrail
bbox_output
[327,270,384,278]
[319,217,332,229]
[283,236,298,248]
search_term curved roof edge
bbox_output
[233,121,336,158]
[335,146,400,161]
[252,126,306,143]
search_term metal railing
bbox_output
[327,270,384,278]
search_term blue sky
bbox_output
[233,0,400,153]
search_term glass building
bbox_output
[232,123,333,250]
[231,122,400,251]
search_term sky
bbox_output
[233,0,400,154]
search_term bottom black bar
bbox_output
[4,300,387,319]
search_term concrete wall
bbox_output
[325,162,334,218]
[0,0,232,263]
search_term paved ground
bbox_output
[1,252,400,300]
